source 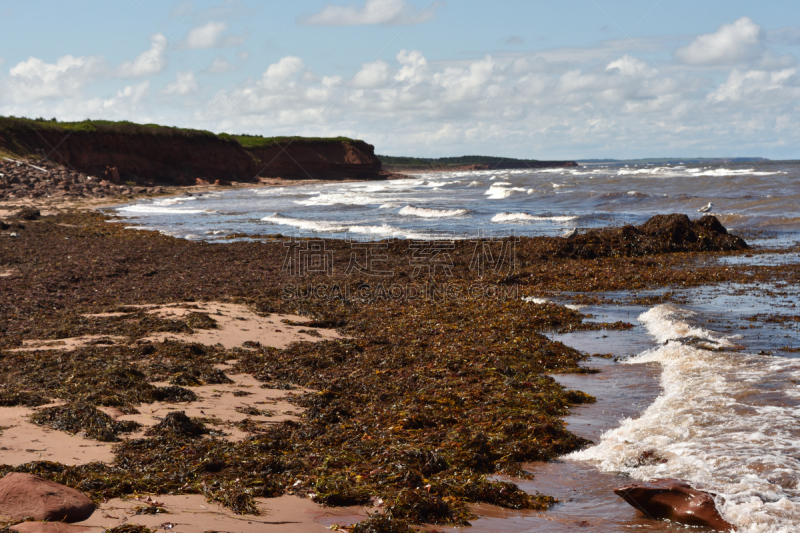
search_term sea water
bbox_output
[109,161,800,242]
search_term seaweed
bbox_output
[104,526,155,533]
[313,477,371,506]
[185,312,218,330]
[30,402,141,442]
[0,390,49,407]
[144,411,209,438]
[234,405,275,417]
[148,386,197,403]
[0,210,780,531]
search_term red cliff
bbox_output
[0,118,385,184]
[247,140,383,179]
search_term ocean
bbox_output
[110,161,800,243]
[110,162,800,532]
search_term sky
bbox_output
[1,0,800,159]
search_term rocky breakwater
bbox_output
[0,157,164,200]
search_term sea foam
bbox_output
[398,205,469,218]
[491,212,577,223]
[569,303,800,533]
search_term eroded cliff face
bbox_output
[0,127,256,183]
[247,140,383,179]
[0,122,385,184]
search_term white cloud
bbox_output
[262,56,305,85]
[352,60,389,88]
[117,33,169,78]
[395,49,428,82]
[183,22,247,50]
[676,17,763,66]
[606,55,655,77]
[300,0,442,26]
[162,71,200,96]
[184,22,226,50]
[6,22,800,159]
[8,55,107,102]
[113,81,151,104]
[709,68,797,102]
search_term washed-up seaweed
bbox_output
[144,411,209,438]
[30,402,141,442]
[0,210,788,531]
[0,390,48,407]
[104,526,154,533]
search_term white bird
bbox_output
[698,202,713,213]
[562,228,578,238]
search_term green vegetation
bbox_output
[0,116,217,137]
[378,154,539,168]
[220,133,358,148]
[0,116,362,156]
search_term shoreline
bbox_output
[1,196,796,531]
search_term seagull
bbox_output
[563,228,578,238]
[698,202,713,213]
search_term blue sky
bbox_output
[2,1,800,159]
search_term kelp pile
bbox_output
[31,402,141,442]
[0,209,777,530]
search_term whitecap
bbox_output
[484,185,529,200]
[398,205,469,218]
[117,205,213,215]
[491,212,578,223]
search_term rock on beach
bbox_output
[0,473,95,523]
[614,479,733,531]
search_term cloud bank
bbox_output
[1,18,799,158]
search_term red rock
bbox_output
[196,178,210,185]
[0,473,95,523]
[614,479,733,531]
[103,166,121,184]
[214,179,231,186]
[11,522,90,533]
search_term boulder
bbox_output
[614,479,732,531]
[0,473,95,523]
[103,166,121,184]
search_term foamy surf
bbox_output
[262,213,349,233]
[261,213,456,240]
[398,205,469,218]
[483,185,532,199]
[569,303,800,533]
[117,205,213,215]
[492,212,577,223]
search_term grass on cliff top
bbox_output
[220,133,360,148]
[0,116,217,137]
[0,116,362,154]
